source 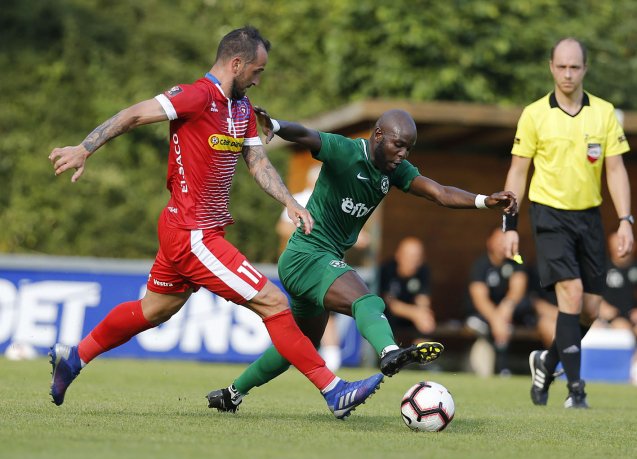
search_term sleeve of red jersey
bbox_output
[244,105,262,147]
[154,84,208,121]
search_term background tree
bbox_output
[1,0,635,261]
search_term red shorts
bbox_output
[147,209,268,304]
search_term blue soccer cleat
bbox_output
[323,373,384,419]
[49,343,82,406]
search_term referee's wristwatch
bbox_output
[619,214,634,225]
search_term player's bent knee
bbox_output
[141,291,189,324]
[247,281,289,317]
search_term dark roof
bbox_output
[269,100,637,156]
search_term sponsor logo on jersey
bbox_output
[514,137,521,145]
[329,260,348,268]
[341,197,375,218]
[167,206,178,214]
[210,101,218,112]
[381,176,389,194]
[172,133,188,193]
[208,134,244,153]
[356,172,369,181]
[618,134,627,143]
[166,86,183,98]
[153,278,174,287]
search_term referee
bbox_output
[503,37,633,408]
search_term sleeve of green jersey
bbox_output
[393,160,420,192]
[315,131,357,168]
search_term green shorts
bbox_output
[277,248,353,318]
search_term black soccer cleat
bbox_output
[529,350,554,406]
[564,380,588,409]
[379,342,444,377]
[206,388,241,413]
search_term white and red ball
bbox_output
[400,381,455,432]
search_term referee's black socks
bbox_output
[555,311,582,383]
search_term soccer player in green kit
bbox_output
[207,108,518,416]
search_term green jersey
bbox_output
[286,131,419,258]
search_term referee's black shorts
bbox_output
[530,202,606,294]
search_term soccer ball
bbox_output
[400,381,455,432]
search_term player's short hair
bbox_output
[550,37,587,64]
[215,26,271,64]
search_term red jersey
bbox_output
[154,73,262,230]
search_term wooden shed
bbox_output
[273,100,637,322]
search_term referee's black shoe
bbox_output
[529,350,554,405]
[564,380,588,409]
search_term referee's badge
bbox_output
[586,143,601,163]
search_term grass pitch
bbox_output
[0,358,635,459]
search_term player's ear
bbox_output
[230,56,243,74]
[374,127,384,143]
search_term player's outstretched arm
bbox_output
[408,175,518,213]
[48,98,168,182]
[242,144,314,234]
[254,106,321,152]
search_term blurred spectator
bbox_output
[465,227,534,376]
[379,237,436,346]
[598,232,637,328]
[598,231,637,384]
[527,265,559,349]
[276,164,341,371]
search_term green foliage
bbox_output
[1,358,637,459]
[1,0,635,260]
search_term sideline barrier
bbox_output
[0,255,361,366]
[581,328,635,383]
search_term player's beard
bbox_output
[230,78,246,100]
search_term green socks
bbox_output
[352,294,396,355]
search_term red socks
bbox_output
[263,309,335,391]
[78,300,153,363]
[78,301,335,391]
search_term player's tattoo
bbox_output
[81,112,130,153]
[242,145,292,205]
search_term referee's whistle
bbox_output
[512,254,524,264]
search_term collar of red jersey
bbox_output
[205,72,221,85]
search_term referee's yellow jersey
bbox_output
[512,92,630,210]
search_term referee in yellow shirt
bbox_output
[503,37,633,408]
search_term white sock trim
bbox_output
[380,345,400,358]
[321,377,341,394]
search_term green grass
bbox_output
[1,358,636,459]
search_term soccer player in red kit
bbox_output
[47,26,383,419]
